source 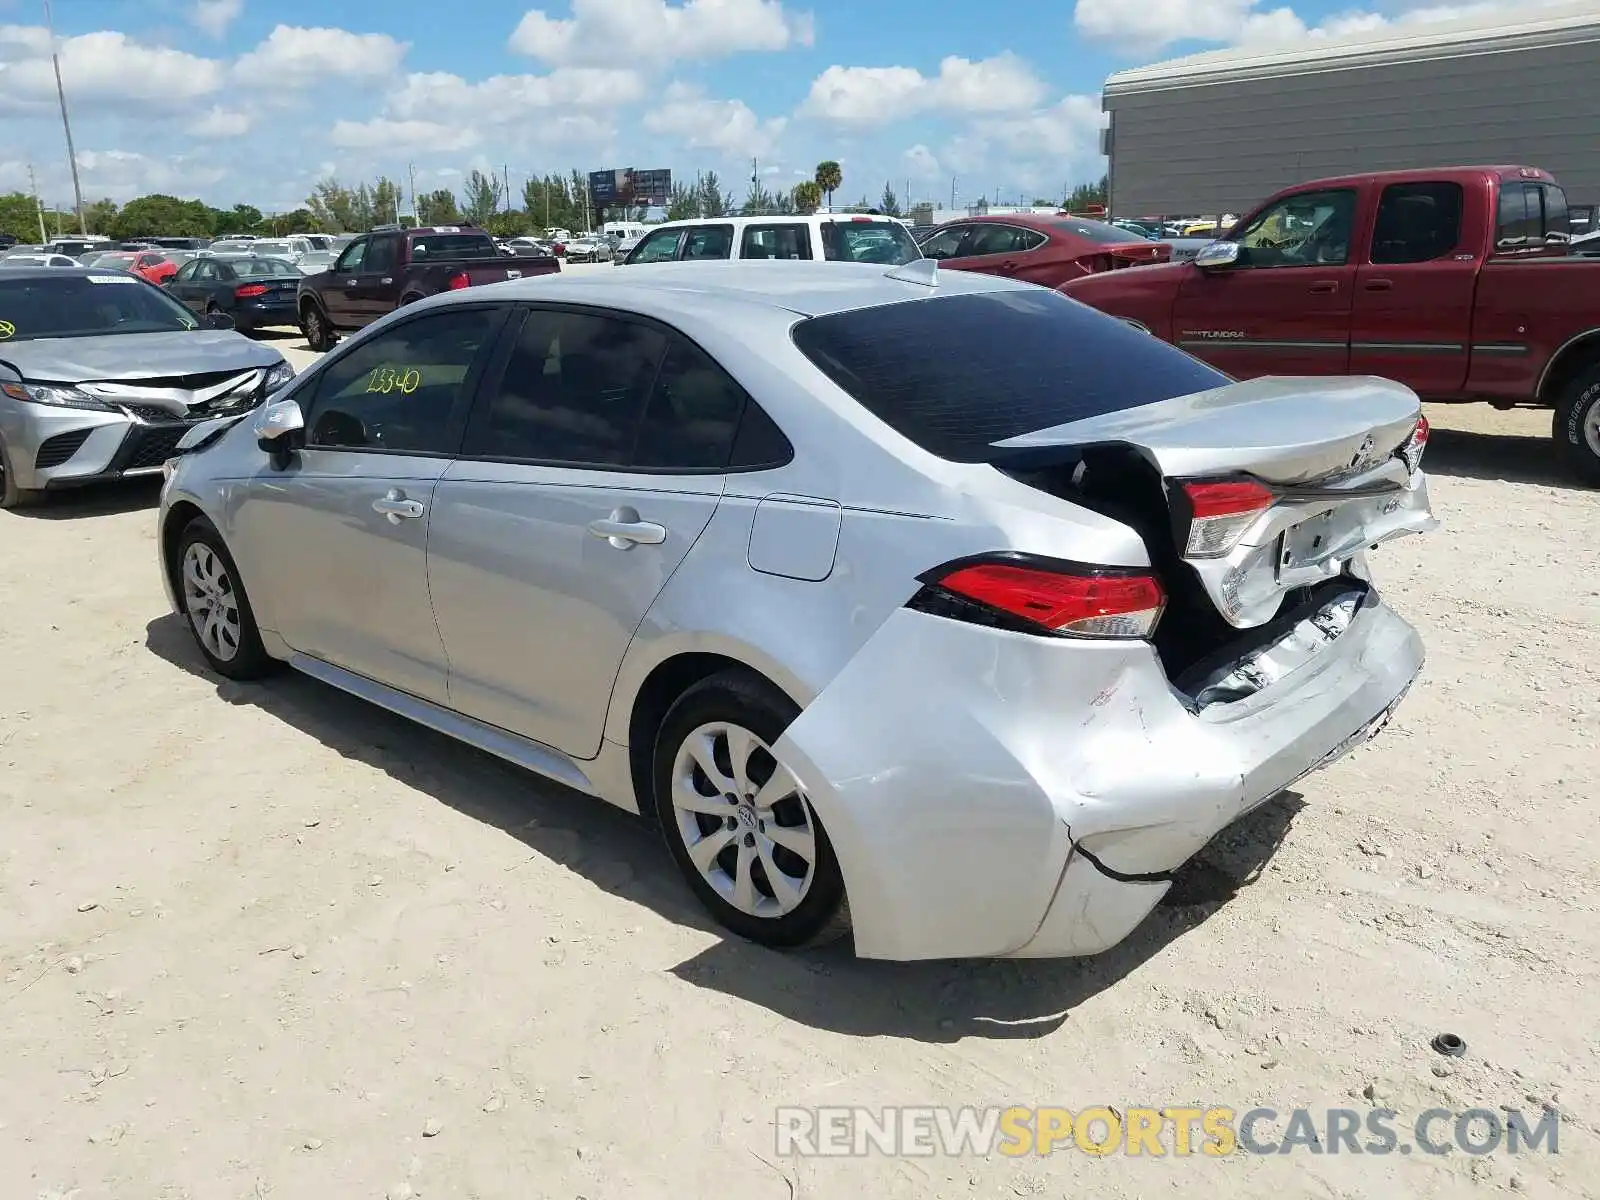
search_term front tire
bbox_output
[652,670,849,949]
[300,302,336,352]
[0,436,44,510]
[1554,362,1600,486]
[175,517,275,680]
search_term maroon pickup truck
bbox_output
[297,225,559,352]
[1062,166,1600,483]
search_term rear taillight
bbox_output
[1180,479,1275,558]
[1398,415,1429,474]
[447,271,471,290]
[911,555,1165,639]
[234,283,268,298]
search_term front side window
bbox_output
[464,309,668,466]
[364,236,398,274]
[174,261,199,282]
[334,239,367,272]
[1233,189,1358,267]
[918,225,969,260]
[303,307,503,454]
[1371,182,1464,264]
[741,225,812,260]
[629,228,682,264]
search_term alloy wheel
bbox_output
[1585,395,1600,459]
[181,541,242,662]
[669,721,819,919]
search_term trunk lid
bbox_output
[457,257,559,286]
[993,376,1438,630]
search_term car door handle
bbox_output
[373,489,425,523]
[1362,279,1393,291]
[1309,281,1339,294]
[346,279,358,287]
[999,259,1020,270]
[588,512,666,549]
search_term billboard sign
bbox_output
[589,168,672,208]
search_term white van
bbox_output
[619,215,921,266]
[601,221,649,242]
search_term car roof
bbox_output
[0,264,141,280]
[475,259,1023,320]
[649,214,907,231]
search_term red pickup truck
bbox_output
[1061,166,1600,483]
[296,225,559,352]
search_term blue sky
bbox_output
[0,0,1557,215]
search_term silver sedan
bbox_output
[156,261,1434,959]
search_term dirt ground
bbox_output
[1,340,1596,1198]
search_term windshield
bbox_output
[821,221,921,265]
[235,258,300,278]
[792,289,1227,463]
[252,242,291,255]
[0,273,200,340]
[88,252,138,267]
[409,232,499,260]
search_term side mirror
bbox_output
[1194,240,1241,270]
[202,310,235,330]
[254,398,305,469]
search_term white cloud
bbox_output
[0,28,223,113]
[1073,0,1569,53]
[642,80,786,158]
[510,0,813,67]
[903,144,940,178]
[193,0,244,38]
[329,118,481,153]
[233,25,409,87]
[188,106,253,138]
[801,54,1048,125]
[942,95,1106,195]
[385,67,645,121]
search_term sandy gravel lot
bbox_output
[1,315,1596,1199]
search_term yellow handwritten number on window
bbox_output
[365,366,422,395]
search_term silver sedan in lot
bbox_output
[157,261,1434,960]
[0,267,294,508]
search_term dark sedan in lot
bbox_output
[166,256,301,333]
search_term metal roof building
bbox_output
[1102,3,1600,217]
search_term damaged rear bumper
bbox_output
[774,587,1424,961]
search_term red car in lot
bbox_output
[87,249,179,286]
[917,213,1170,287]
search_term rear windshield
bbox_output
[0,273,199,340]
[409,233,498,260]
[821,221,920,265]
[235,258,299,277]
[791,289,1229,463]
[1044,217,1148,245]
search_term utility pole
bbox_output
[28,164,47,243]
[42,0,85,234]
[407,162,417,224]
[950,176,957,212]
[502,164,511,213]
[750,158,759,214]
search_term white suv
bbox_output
[621,215,921,266]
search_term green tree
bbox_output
[697,171,734,218]
[792,181,822,214]
[814,160,842,210]
[740,182,774,216]
[307,178,357,231]
[266,208,318,236]
[371,177,403,227]
[111,194,214,238]
[462,169,503,225]
[349,184,377,232]
[1065,175,1109,212]
[665,181,700,221]
[879,182,902,218]
[417,189,462,226]
[212,203,262,236]
[484,210,530,238]
[82,198,120,235]
[0,192,45,241]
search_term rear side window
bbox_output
[632,338,748,470]
[742,225,812,260]
[409,233,498,260]
[791,290,1229,464]
[682,225,733,260]
[966,225,1048,256]
[1371,182,1463,264]
[1497,183,1571,251]
[820,221,920,265]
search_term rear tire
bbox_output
[0,436,44,510]
[175,517,276,680]
[651,670,849,949]
[1554,363,1600,486]
[300,301,336,352]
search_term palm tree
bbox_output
[814,161,842,211]
[792,181,822,214]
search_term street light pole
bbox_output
[42,0,86,235]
